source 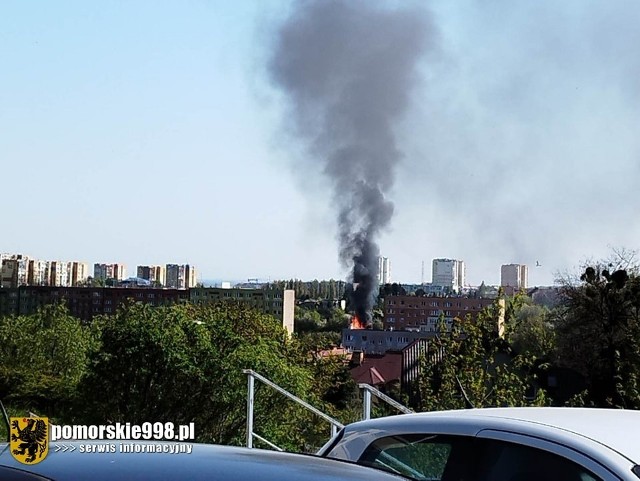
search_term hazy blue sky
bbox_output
[2,1,639,287]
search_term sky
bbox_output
[2,1,639,287]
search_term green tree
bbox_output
[294,306,326,333]
[417,300,548,411]
[508,299,555,360]
[0,303,97,418]
[552,261,640,408]
[325,308,351,332]
[76,302,317,449]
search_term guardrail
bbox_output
[243,369,344,450]
[358,383,414,420]
[244,370,414,450]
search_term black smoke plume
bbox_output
[269,0,432,324]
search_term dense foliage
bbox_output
[552,262,640,407]
[0,301,358,451]
[417,298,549,410]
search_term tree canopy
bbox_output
[553,261,640,407]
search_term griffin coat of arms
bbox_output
[10,417,49,464]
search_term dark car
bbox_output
[0,441,409,481]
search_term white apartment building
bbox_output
[501,264,528,289]
[432,258,466,293]
[68,261,89,286]
[47,261,70,286]
[29,260,49,286]
[1,254,88,287]
[377,256,391,285]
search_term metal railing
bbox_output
[243,369,344,450]
[358,383,414,420]
[244,370,414,451]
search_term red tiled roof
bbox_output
[350,352,402,386]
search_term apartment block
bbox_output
[28,260,49,286]
[68,261,89,286]
[342,328,436,355]
[47,261,70,287]
[0,255,30,288]
[189,287,295,335]
[137,265,166,286]
[384,294,494,332]
[1,254,88,288]
[0,286,189,321]
[377,256,391,285]
[94,263,126,281]
[501,264,528,290]
[432,258,465,293]
[165,264,196,289]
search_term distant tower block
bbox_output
[377,256,391,284]
[501,264,528,289]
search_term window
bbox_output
[357,435,602,481]
[358,434,471,481]
[474,439,601,481]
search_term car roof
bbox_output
[340,407,640,463]
[0,442,407,481]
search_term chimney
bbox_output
[350,350,364,366]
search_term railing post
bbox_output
[246,373,255,448]
[363,388,372,420]
[242,369,344,451]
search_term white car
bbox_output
[318,407,640,481]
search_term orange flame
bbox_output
[350,315,366,329]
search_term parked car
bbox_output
[318,407,640,481]
[0,441,409,481]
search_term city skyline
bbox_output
[2,249,554,288]
[3,1,639,288]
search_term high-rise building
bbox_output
[28,260,49,286]
[501,264,528,289]
[377,256,391,285]
[432,258,465,293]
[47,261,70,286]
[1,255,30,288]
[94,263,126,281]
[137,265,166,286]
[165,264,197,289]
[68,261,89,286]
